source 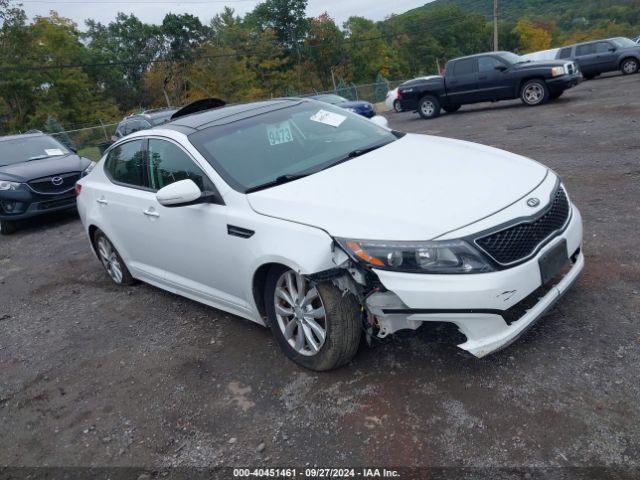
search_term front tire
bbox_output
[621,58,639,75]
[265,267,362,371]
[0,219,17,235]
[520,79,549,106]
[92,229,135,285]
[418,95,441,119]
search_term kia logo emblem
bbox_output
[51,176,63,186]
[527,198,540,208]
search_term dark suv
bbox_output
[114,107,178,140]
[0,133,93,234]
[556,37,640,79]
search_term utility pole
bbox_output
[493,0,499,51]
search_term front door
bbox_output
[140,137,249,314]
[476,55,513,101]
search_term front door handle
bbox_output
[96,197,108,205]
[143,208,160,218]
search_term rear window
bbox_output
[452,58,476,76]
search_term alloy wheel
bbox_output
[97,235,124,284]
[421,101,435,117]
[622,59,638,74]
[524,84,544,104]
[274,270,327,356]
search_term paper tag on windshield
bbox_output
[267,121,294,146]
[310,109,346,128]
[45,148,64,156]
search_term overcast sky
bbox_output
[20,0,433,28]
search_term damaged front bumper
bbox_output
[361,206,584,358]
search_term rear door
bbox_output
[476,55,513,101]
[574,43,598,75]
[445,58,479,104]
[98,139,163,279]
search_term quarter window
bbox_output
[104,140,146,187]
[147,139,213,191]
[558,47,572,59]
[453,58,476,76]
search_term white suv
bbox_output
[76,99,584,371]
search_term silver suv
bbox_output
[556,37,640,79]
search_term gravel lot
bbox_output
[1,73,639,474]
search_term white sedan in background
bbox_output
[386,76,440,112]
[77,98,584,371]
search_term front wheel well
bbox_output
[620,56,639,67]
[518,76,546,92]
[252,262,290,320]
[88,225,99,256]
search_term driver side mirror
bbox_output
[156,179,213,207]
[495,65,508,71]
[608,47,617,52]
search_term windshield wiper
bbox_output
[245,173,309,193]
[26,154,50,161]
[319,141,393,172]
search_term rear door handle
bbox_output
[143,208,160,218]
[96,197,108,205]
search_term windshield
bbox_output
[189,101,397,192]
[498,52,525,64]
[611,37,637,48]
[312,94,349,105]
[150,111,177,126]
[0,135,69,167]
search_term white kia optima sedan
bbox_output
[76,99,584,371]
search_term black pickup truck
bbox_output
[398,51,583,119]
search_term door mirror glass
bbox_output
[369,115,389,128]
[156,179,202,207]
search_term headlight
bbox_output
[82,161,96,176]
[336,238,494,274]
[345,108,357,113]
[551,66,566,77]
[0,180,21,191]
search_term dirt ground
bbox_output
[1,73,639,475]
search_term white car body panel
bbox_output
[247,134,547,240]
[77,108,584,362]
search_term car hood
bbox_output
[247,134,549,240]
[512,59,569,70]
[337,101,372,109]
[0,154,91,182]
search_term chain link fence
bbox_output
[41,79,412,161]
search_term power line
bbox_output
[0,10,493,73]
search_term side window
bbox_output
[452,58,476,76]
[478,56,504,72]
[105,140,146,187]
[595,42,612,53]
[147,139,213,192]
[129,119,151,135]
[558,47,572,59]
[576,44,595,56]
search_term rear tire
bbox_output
[92,229,135,285]
[520,79,549,106]
[265,266,362,371]
[0,219,17,235]
[621,58,639,75]
[393,100,402,113]
[443,104,461,113]
[417,95,441,119]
